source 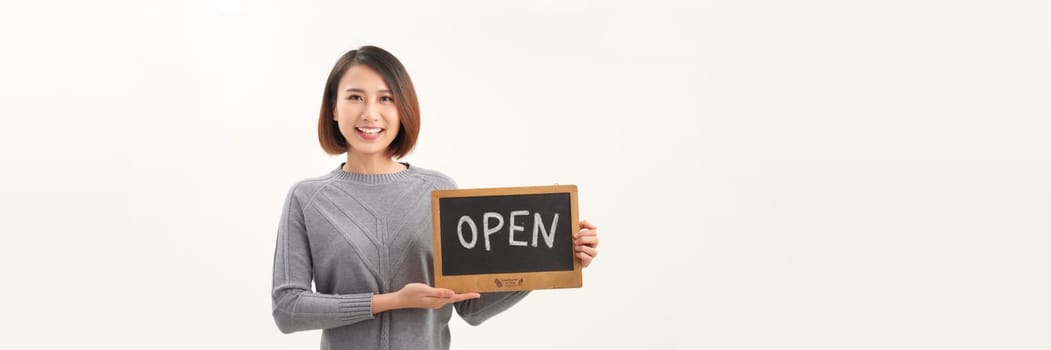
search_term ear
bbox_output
[331,100,339,121]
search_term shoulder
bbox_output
[284,171,339,205]
[409,165,459,190]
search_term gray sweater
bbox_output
[272,164,529,350]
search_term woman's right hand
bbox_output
[373,283,480,314]
[397,283,480,309]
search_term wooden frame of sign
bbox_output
[431,185,582,293]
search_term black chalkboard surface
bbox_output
[431,185,582,292]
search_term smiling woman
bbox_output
[318,46,419,166]
[271,45,603,350]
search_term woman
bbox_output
[271,45,600,350]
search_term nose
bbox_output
[359,101,379,122]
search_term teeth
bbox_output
[356,127,382,134]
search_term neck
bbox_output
[343,151,404,174]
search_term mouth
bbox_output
[356,127,384,134]
[355,127,385,140]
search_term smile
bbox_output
[356,127,384,135]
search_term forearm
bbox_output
[371,291,402,314]
[271,284,375,334]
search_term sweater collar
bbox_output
[330,162,416,185]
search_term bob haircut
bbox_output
[318,45,420,158]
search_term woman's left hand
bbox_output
[574,220,600,268]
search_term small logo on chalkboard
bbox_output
[494,278,525,288]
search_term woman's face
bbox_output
[333,64,400,157]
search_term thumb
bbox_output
[433,288,455,298]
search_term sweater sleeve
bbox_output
[454,291,531,326]
[271,185,375,334]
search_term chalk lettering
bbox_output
[532,212,559,248]
[483,212,504,251]
[508,210,529,247]
[457,215,478,249]
[457,211,560,251]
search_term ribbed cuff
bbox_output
[338,293,376,324]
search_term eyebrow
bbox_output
[343,88,392,94]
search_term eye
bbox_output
[346,94,363,101]
[380,96,394,102]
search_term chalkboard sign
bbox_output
[431,185,582,292]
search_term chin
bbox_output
[348,145,392,156]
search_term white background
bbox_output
[2,1,1049,349]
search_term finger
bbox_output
[577,252,592,267]
[453,292,481,299]
[575,222,596,239]
[451,293,481,302]
[574,235,599,247]
[575,245,598,258]
[574,238,599,250]
[428,300,447,309]
[432,288,456,298]
[438,293,479,307]
[575,228,597,242]
[577,227,597,235]
[443,296,467,305]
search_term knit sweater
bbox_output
[271,163,530,350]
